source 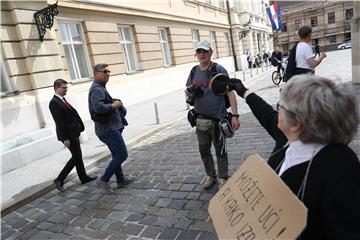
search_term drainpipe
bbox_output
[352,0,360,83]
[226,0,239,71]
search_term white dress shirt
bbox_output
[54,93,65,103]
[279,141,325,176]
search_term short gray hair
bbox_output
[93,63,108,74]
[280,75,359,144]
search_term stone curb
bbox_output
[1,115,187,216]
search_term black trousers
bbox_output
[57,137,87,182]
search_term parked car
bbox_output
[337,41,351,50]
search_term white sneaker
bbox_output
[218,178,227,189]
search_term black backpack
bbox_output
[284,42,299,82]
[189,63,231,108]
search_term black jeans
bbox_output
[58,137,87,182]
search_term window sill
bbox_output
[126,70,144,75]
[1,90,20,98]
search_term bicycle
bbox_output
[272,60,287,85]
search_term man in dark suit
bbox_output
[49,79,96,192]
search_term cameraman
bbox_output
[185,40,240,189]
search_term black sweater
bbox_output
[246,93,360,240]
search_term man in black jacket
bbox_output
[49,79,96,192]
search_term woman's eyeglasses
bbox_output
[277,102,296,116]
[276,102,286,111]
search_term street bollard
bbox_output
[243,70,246,81]
[256,66,259,75]
[250,68,253,78]
[154,102,160,124]
[261,64,264,72]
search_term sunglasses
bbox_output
[97,70,111,74]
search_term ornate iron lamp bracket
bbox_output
[34,1,59,41]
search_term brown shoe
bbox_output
[201,176,217,189]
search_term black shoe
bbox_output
[81,176,97,184]
[53,179,65,192]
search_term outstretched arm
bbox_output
[228,79,287,148]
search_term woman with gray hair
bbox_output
[213,74,360,239]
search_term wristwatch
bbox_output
[231,113,239,118]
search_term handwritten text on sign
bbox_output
[208,154,307,240]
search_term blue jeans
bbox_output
[98,130,128,183]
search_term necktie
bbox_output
[63,97,71,108]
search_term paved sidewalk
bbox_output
[1,49,358,240]
[0,101,277,240]
[1,78,359,240]
[0,64,274,214]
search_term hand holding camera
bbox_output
[112,99,122,109]
[185,85,204,106]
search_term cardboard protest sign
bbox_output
[209,154,307,240]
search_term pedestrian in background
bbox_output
[295,26,326,75]
[49,79,96,192]
[226,75,360,240]
[88,64,131,193]
[185,40,240,189]
[262,50,269,66]
[246,49,253,69]
[314,43,320,58]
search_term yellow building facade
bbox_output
[0,0,272,171]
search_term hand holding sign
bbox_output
[208,154,307,240]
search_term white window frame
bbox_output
[1,56,14,96]
[118,25,139,73]
[224,32,230,56]
[209,31,217,58]
[58,21,92,81]
[219,0,225,9]
[191,29,200,50]
[159,27,172,67]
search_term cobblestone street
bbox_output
[2,49,359,240]
[1,105,277,240]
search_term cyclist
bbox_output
[271,46,284,80]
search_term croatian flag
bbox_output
[266,2,282,31]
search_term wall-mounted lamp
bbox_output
[34,1,59,41]
[239,30,249,40]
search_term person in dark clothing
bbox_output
[263,51,269,66]
[314,44,320,58]
[213,74,360,240]
[49,79,96,192]
[271,46,284,79]
[88,64,132,193]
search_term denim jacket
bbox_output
[88,80,126,136]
